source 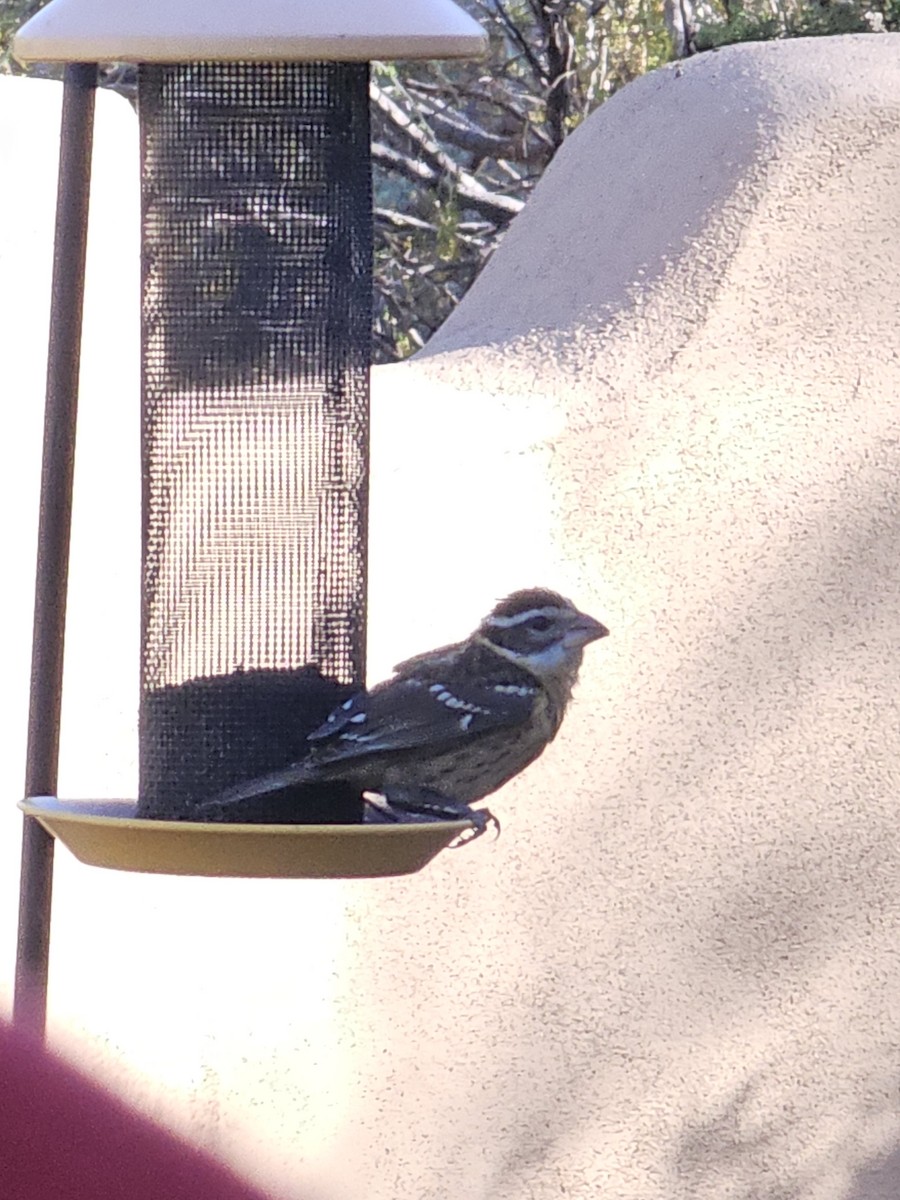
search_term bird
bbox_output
[202,587,609,836]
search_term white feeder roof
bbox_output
[13,0,488,64]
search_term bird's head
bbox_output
[477,587,609,682]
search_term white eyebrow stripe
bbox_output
[485,606,563,628]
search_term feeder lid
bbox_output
[20,797,476,879]
[13,0,488,63]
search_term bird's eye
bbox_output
[527,615,553,633]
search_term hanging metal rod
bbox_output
[14,62,97,1037]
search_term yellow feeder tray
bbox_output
[19,797,473,879]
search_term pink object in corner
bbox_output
[0,1021,275,1200]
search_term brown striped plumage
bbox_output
[206,588,608,828]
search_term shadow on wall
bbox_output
[677,1071,900,1200]
[847,1143,900,1200]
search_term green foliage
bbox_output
[0,0,46,71]
[693,0,900,52]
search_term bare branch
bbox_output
[375,207,439,234]
[372,141,440,186]
[410,96,515,159]
[371,84,525,222]
[490,0,548,83]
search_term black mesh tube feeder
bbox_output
[13,0,487,1029]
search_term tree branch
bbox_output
[371,86,525,223]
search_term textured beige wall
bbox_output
[3,34,900,1200]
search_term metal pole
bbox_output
[14,63,97,1036]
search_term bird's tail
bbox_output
[197,760,317,815]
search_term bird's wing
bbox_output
[203,675,539,811]
[306,675,538,763]
[391,639,465,675]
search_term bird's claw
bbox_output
[448,806,501,847]
[364,787,500,845]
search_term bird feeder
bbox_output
[13,0,487,1028]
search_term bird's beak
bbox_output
[565,612,609,648]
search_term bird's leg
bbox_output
[447,809,501,846]
[368,786,500,843]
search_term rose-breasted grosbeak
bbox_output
[203,588,608,835]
